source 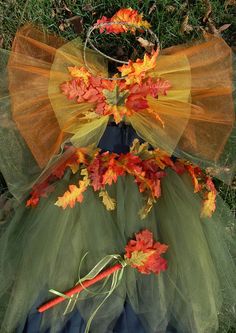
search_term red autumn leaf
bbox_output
[102,156,125,186]
[88,156,104,191]
[186,165,203,193]
[26,196,40,208]
[118,153,143,174]
[26,181,55,207]
[61,79,81,100]
[205,177,217,193]
[171,161,186,174]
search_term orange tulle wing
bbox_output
[7,24,67,168]
[162,35,235,181]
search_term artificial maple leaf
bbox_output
[103,85,129,107]
[153,150,174,170]
[88,155,104,191]
[104,104,125,124]
[118,49,159,84]
[118,153,143,174]
[99,190,116,211]
[102,156,125,185]
[68,66,90,85]
[126,250,155,268]
[124,229,168,275]
[61,80,81,100]
[171,161,186,175]
[146,108,165,128]
[52,153,79,179]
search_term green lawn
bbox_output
[1,0,236,50]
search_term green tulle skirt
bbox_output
[0,170,235,333]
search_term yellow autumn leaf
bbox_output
[68,66,90,85]
[201,191,216,218]
[118,49,159,84]
[99,190,116,211]
[139,196,155,219]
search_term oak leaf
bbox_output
[55,170,90,209]
[201,191,216,218]
[99,190,116,211]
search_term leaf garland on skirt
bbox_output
[26,140,217,219]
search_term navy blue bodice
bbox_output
[98,122,144,153]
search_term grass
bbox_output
[0,0,236,50]
[0,0,236,332]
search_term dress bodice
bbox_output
[98,122,144,153]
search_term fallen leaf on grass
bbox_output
[59,22,66,31]
[148,3,157,15]
[59,22,70,31]
[63,3,72,13]
[203,0,212,22]
[82,3,94,11]
[180,15,193,34]
[224,0,236,9]
[207,19,231,36]
[66,16,83,34]
[218,23,232,33]
[137,37,155,53]
[165,5,176,13]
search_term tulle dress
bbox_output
[0,21,236,333]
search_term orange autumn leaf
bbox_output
[104,104,125,124]
[55,172,90,209]
[55,184,85,209]
[186,165,202,193]
[26,197,40,208]
[102,158,125,185]
[118,49,159,84]
[68,66,90,85]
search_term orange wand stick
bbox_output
[38,263,122,313]
[38,229,168,314]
